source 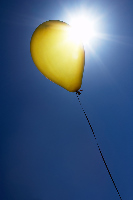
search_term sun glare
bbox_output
[66,11,101,47]
[63,8,107,68]
[69,16,96,44]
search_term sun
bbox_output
[65,9,103,48]
[69,15,96,44]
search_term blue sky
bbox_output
[0,0,133,200]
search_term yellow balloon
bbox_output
[30,20,85,92]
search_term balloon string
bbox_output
[76,94,122,200]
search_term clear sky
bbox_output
[0,0,133,200]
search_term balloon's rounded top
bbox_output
[30,20,85,92]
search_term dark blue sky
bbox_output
[0,0,133,200]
